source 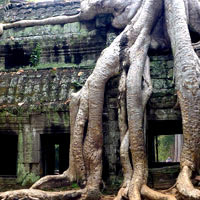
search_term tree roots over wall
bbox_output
[1,0,200,199]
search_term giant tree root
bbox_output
[177,166,200,199]
[141,185,176,200]
[0,189,83,200]
[1,0,200,199]
[31,170,71,190]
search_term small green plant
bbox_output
[71,183,80,189]
[71,80,84,89]
[30,44,41,67]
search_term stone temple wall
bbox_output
[0,0,193,188]
[0,0,115,70]
[3,1,80,23]
[0,60,180,186]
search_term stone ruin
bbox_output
[0,0,198,190]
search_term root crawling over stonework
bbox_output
[1,0,200,199]
[0,189,82,200]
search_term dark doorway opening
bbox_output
[147,120,182,168]
[4,45,30,69]
[0,133,18,176]
[41,133,70,176]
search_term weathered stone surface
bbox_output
[0,59,180,185]
[0,57,181,184]
[0,68,91,110]
[148,165,180,189]
[147,55,179,122]
[3,0,80,23]
[0,20,106,69]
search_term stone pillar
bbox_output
[29,114,46,176]
[17,114,45,186]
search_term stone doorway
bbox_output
[41,133,70,176]
[147,120,183,168]
[0,133,18,176]
[147,120,182,189]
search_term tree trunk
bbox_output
[174,134,183,162]
[165,0,200,198]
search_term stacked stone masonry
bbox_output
[1,1,80,23]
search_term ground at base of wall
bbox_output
[3,180,196,200]
[0,181,120,198]
[0,185,197,200]
[0,183,29,192]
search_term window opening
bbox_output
[147,120,182,168]
[154,134,183,163]
[41,133,69,176]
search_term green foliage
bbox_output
[71,80,83,89]
[0,61,94,72]
[157,135,175,162]
[30,44,41,67]
[22,173,40,186]
[71,183,80,189]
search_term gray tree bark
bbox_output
[1,0,200,199]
